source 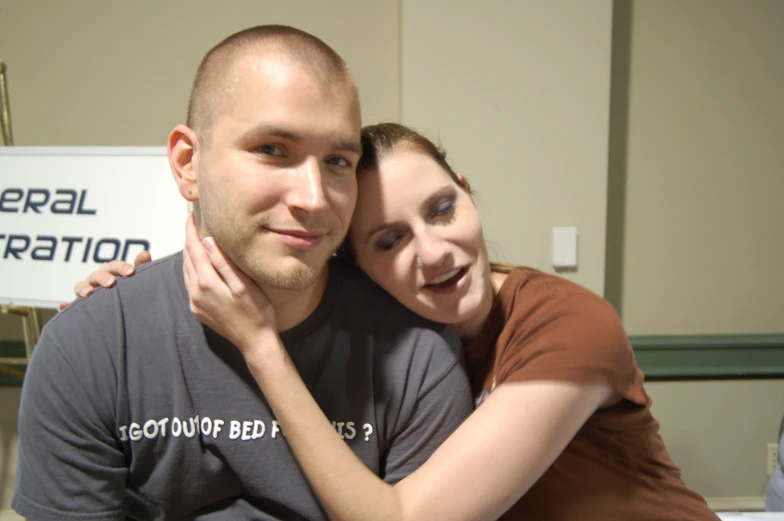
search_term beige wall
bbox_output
[609,0,784,505]
[608,0,784,335]
[401,0,613,296]
[0,0,400,147]
[647,380,784,501]
[0,388,19,512]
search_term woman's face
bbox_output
[348,148,492,326]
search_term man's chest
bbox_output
[115,342,385,518]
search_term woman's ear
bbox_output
[456,172,472,193]
[168,124,199,202]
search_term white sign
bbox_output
[0,147,188,308]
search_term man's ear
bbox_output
[168,124,199,202]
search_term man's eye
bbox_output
[327,156,352,168]
[258,144,284,156]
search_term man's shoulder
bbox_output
[51,252,184,320]
[328,259,462,370]
[330,258,442,329]
[41,251,187,356]
[106,250,185,302]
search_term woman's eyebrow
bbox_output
[364,222,397,245]
[419,186,454,213]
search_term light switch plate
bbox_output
[552,227,578,269]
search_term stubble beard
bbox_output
[199,199,334,291]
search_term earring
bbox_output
[188,188,192,195]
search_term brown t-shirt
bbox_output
[464,268,719,521]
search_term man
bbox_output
[13,25,473,521]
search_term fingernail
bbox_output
[120,266,134,276]
[203,237,216,252]
[78,288,91,298]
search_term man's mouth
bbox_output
[266,228,326,248]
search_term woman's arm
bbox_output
[183,219,612,521]
[248,352,610,521]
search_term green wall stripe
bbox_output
[631,334,784,350]
[630,334,784,380]
[3,335,784,386]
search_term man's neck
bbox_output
[195,213,329,334]
[262,266,329,333]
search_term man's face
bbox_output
[195,54,361,290]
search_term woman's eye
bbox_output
[433,196,455,217]
[376,233,403,252]
[258,144,284,156]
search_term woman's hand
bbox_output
[182,213,277,352]
[61,250,152,310]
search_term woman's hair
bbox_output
[339,122,513,275]
[356,123,467,190]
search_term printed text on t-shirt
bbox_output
[118,416,376,442]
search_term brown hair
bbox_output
[342,122,515,274]
[187,25,356,141]
[357,123,467,192]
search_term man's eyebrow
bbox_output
[240,124,299,142]
[334,139,362,156]
[239,125,361,155]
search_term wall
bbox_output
[607,0,784,335]
[0,388,19,515]
[608,0,784,505]
[647,379,784,504]
[0,1,400,147]
[401,0,614,296]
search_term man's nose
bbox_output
[286,156,328,214]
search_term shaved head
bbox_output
[186,25,358,141]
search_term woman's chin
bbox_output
[415,296,484,327]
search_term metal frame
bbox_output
[0,60,13,146]
[0,60,45,373]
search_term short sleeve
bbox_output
[497,292,648,406]
[13,316,128,520]
[380,328,474,484]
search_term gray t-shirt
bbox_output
[14,253,473,521]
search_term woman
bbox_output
[79,123,719,520]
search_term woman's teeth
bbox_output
[429,268,461,285]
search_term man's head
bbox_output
[168,25,362,292]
